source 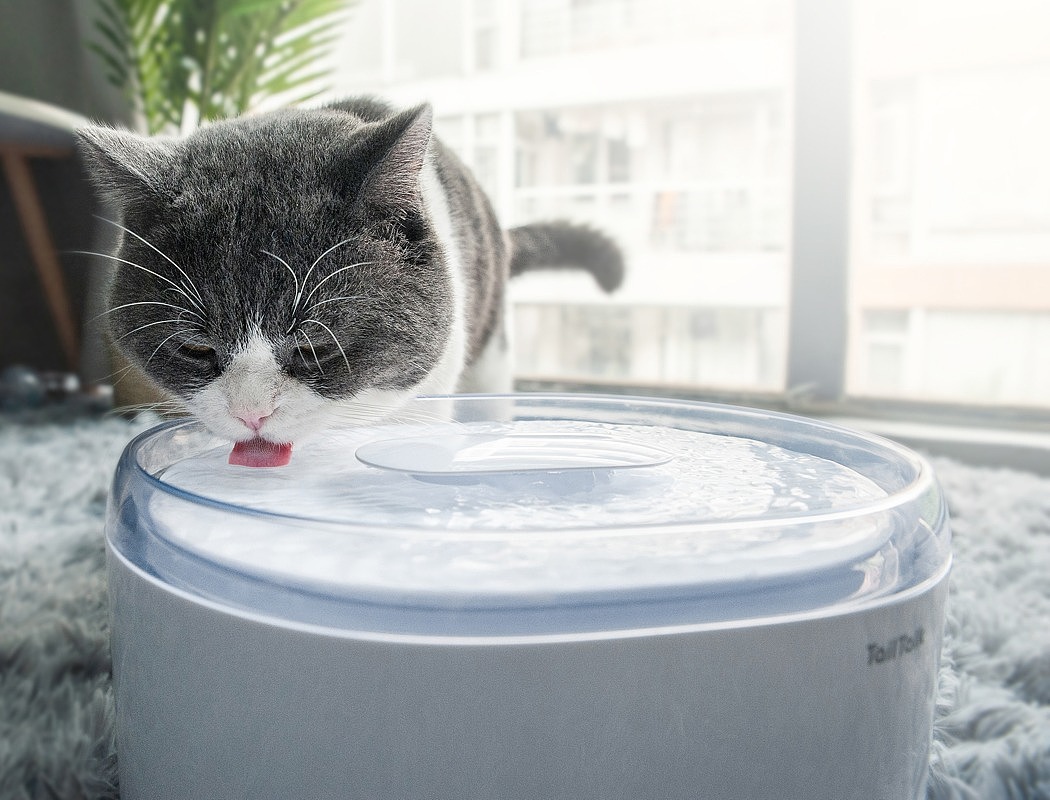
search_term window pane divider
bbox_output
[786,0,852,402]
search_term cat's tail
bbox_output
[507,221,625,293]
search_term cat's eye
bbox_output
[179,342,216,359]
[294,345,324,368]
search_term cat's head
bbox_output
[76,103,455,446]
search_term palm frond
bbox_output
[89,0,355,134]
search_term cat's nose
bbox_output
[234,410,272,433]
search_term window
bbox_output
[855,310,911,395]
[470,0,500,71]
[849,0,1050,408]
[328,0,1050,413]
[506,92,790,390]
[518,0,788,57]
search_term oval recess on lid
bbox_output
[355,432,673,476]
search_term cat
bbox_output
[75,97,623,463]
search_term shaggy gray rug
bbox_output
[1,408,1048,799]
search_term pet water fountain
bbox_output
[106,393,951,800]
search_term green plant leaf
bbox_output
[87,43,129,84]
[90,0,355,134]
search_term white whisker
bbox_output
[296,237,356,314]
[106,400,186,419]
[309,294,365,311]
[326,407,394,427]
[296,328,325,374]
[301,318,351,376]
[104,362,140,389]
[93,215,207,310]
[301,261,377,312]
[261,249,303,334]
[91,300,205,325]
[70,250,205,315]
[145,329,193,366]
[326,401,461,427]
[387,406,463,426]
[115,318,187,343]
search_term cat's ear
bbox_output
[75,125,177,210]
[353,103,433,214]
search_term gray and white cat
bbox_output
[76,97,622,463]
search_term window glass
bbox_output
[471,0,500,71]
[392,0,464,79]
[848,0,1050,407]
[330,0,791,394]
[472,113,503,201]
[511,97,790,389]
[519,0,788,57]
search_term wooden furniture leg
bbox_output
[2,147,80,370]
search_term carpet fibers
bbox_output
[1,409,1048,799]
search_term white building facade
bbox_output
[327,0,794,393]
[326,0,1050,408]
[849,0,1050,407]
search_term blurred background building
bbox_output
[327,0,793,394]
[324,0,1050,409]
[849,0,1050,407]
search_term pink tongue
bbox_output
[229,439,293,468]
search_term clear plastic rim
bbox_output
[108,393,951,634]
[125,392,938,542]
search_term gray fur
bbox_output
[74,98,623,437]
[77,101,451,399]
[509,221,624,292]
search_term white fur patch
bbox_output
[187,334,326,444]
[457,306,513,393]
[413,154,466,395]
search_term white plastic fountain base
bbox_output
[106,394,951,800]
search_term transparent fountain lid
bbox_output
[107,394,951,636]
